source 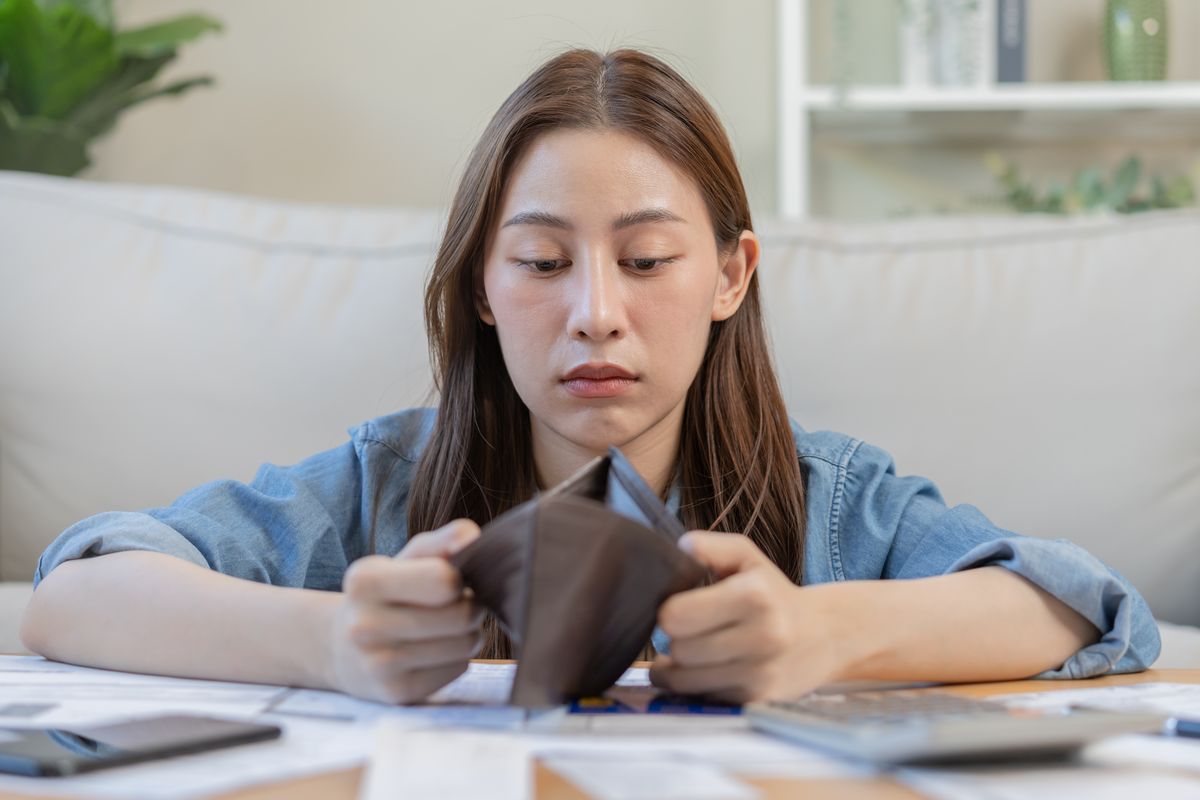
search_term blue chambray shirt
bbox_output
[34,408,1161,679]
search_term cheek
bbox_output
[484,270,561,361]
[632,275,715,381]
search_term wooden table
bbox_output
[5,668,1199,799]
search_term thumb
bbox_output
[679,531,766,579]
[397,519,481,560]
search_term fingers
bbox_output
[333,521,487,706]
[380,659,473,706]
[347,597,485,647]
[364,630,484,675]
[650,654,763,703]
[345,520,482,606]
[658,569,776,639]
[344,554,463,607]
[680,531,768,579]
[398,519,481,560]
[666,617,775,669]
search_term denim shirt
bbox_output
[34,407,1161,678]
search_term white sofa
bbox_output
[2,171,1198,666]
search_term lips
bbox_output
[561,363,638,399]
[562,363,637,381]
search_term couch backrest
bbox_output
[2,173,1198,624]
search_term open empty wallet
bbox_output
[448,447,709,708]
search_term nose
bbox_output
[567,250,627,342]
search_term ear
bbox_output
[474,265,496,326]
[711,230,759,322]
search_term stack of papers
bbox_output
[5,654,1196,799]
[896,683,1200,800]
[0,656,374,798]
[0,656,865,799]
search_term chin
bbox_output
[555,405,645,452]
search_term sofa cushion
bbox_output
[1,172,1198,627]
[0,173,438,584]
[755,213,1200,625]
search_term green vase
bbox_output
[1104,0,1168,81]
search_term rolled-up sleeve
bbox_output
[33,427,376,593]
[838,440,1161,678]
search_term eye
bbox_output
[621,257,675,272]
[515,259,567,273]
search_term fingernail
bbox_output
[678,533,695,553]
[447,524,477,554]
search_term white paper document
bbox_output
[899,764,1200,800]
[996,681,1200,719]
[0,715,374,800]
[359,723,533,800]
[0,656,871,800]
[893,682,1200,799]
[269,661,654,730]
[358,716,866,800]
[0,655,286,727]
[0,655,376,799]
[996,682,1200,774]
[541,752,758,800]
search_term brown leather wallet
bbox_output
[449,447,708,708]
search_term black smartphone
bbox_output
[0,714,283,777]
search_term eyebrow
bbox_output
[500,208,687,231]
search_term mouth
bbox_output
[561,363,638,399]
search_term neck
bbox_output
[531,400,686,498]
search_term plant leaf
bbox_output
[0,97,90,174]
[114,14,222,58]
[1108,156,1140,210]
[1073,167,1105,208]
[40,0,114,30]
[0,0,118,118]
[78,73,212,139]
[127,74,212,106]
[1164,175,1195,207]
[60,51,170,136]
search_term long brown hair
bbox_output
[408,48,806,658]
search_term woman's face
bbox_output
[478,127,755,458]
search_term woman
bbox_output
[22,49,1159,705]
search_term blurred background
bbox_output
[5,0,1198,221]
[3,0,1200,648]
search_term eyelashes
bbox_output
[513,257,678,274]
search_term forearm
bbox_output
[21,551,340,689]
[829,566,1100,683]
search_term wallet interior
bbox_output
[449,447,707,707]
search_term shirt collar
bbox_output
[533,461,683,519]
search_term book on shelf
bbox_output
[996,0,1027,83]
[898,0,1024,89]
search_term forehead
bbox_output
[496,128,708,226]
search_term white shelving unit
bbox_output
[777,0,1200,218]
[799,82,1200,111]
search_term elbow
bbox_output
[1119,619,1163,673]
[19,588,53,657]
[19,563,79,659]
[1084,601,1163,676]
[1110,588,1163,673]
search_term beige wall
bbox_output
[91,1,1199,220]
[807,0,1200,218]
[809,0,1200,84]
[93,0,778,217]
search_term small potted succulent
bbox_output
[985,152,1197,215]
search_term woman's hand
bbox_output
[650,531,843,704]
[328,520,484,704]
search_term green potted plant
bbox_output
[985,152,1197,215]
[0,0,220,176]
